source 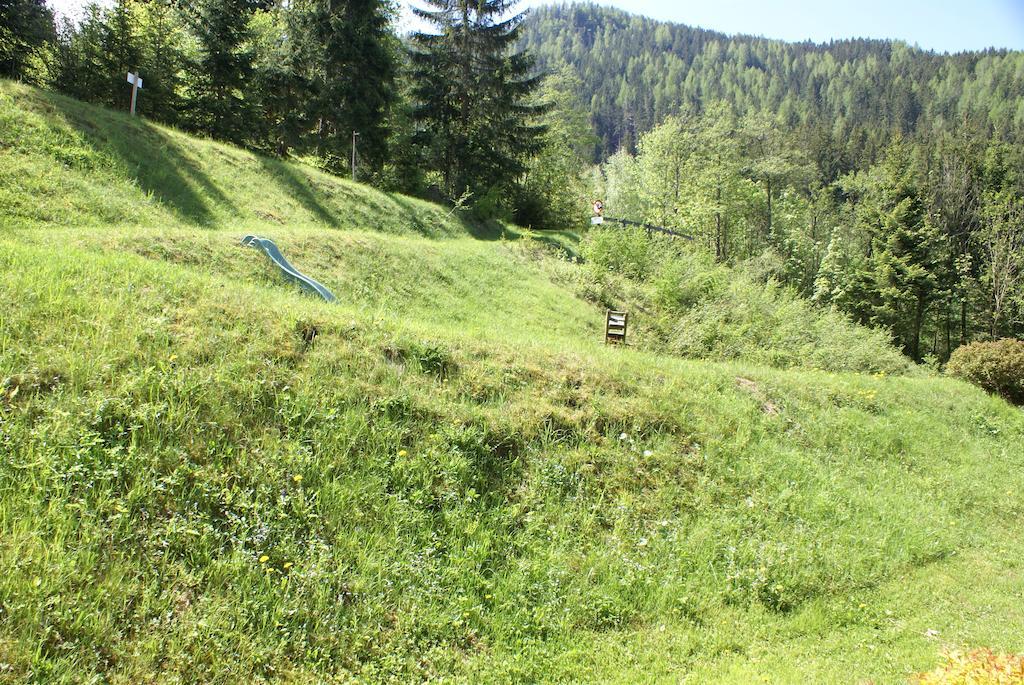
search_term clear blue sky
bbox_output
[47,0,1024,53]
[400,0,1024,54]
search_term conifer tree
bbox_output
[251,3,311,155]
[299,0,397,171]
[862,139,943,361]
[52,5,110,104]
[186,0,259,145]
[410,0,545,205]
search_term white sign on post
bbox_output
[126,71,143,116]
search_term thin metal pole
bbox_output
[351,130,358,181]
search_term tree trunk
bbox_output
[911,296,925,362]
[715,181,723,261]
[944,309,951,361]
[960,298,967,346]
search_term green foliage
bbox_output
[521,4,1024,157]
[580,225,658,280]
[858,138,945,361]
[298,0,398,171]
[577,226,913,374]
[947,339,1024,404]
[0,0,54,80]
[597,98,1024,364]
[410,0,545,208]
[186,0,258,145]
[981,189,1024,338]
[518,66,594,230]
[249,6,309,155]
[51,0,147,114]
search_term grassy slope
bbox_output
[1,81,1023,683]
[1,80,490,237]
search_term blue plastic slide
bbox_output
[242,235,337,303]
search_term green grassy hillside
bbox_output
[0,81,490,237]
[1,81,1022,683]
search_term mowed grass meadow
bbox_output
[1,80,1023,683]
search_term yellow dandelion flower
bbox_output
[398,450,408,458]
[259,555,269,564]
[293,474,303,483]
[284,562,293,570]
[859,603,867,609]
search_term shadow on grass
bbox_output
[40,88,577,246]
[254,155,341,228]
[527,230,581,257]
[47,92,235,226]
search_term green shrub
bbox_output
[651,252,725,311]
[947,339,1024,404]
[576,231,915,374]
[581,226,659,279]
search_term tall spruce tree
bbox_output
[251,3,311,156]
[863,139,943,361]
[410,0,545,205]
[300,0,397,172]
[187,0,259,145]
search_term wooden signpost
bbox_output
[605,310,628,344]
[126,71,143,116]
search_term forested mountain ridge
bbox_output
[520,3,1024,158]
[519,4,1024,364]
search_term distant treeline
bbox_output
[520,3,1024,160]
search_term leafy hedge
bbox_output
[947,339,1024,405]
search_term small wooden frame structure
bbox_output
[605,310,628,344]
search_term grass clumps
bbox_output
[947,339,1024,405]
[574,227,913,374]
[3,235,1023,682]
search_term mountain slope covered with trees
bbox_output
[521,3,1024,158]
[522,4,1024,363]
